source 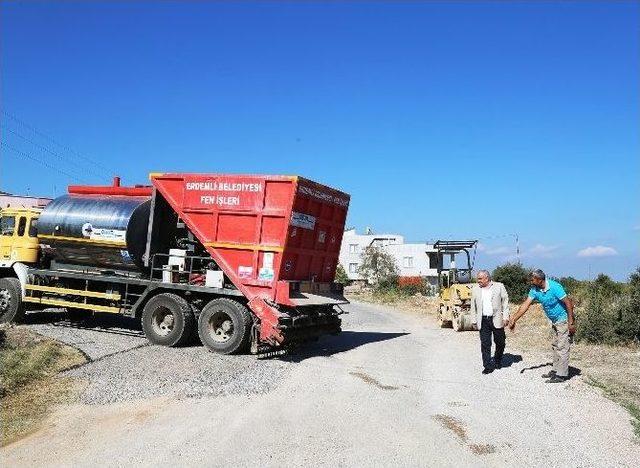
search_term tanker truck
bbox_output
[0,173,350,354]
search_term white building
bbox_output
[339,228,439,286]
[0,191,51,209]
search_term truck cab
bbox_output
[0,207,41,267]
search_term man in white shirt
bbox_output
[470,270,510,374]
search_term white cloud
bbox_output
[486,246,511,255]
[577,245,618,258]
[526,244,559,258]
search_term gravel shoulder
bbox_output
[2,303,639,467]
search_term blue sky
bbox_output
[1,1,638,280]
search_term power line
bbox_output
[1,125,102,180]
[1,110,111,172]
[0,141,84,182]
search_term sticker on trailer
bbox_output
[81,223,93,237]
[285,260,293,272]
[258,267,274,281]
[238,266,253,278]
[290,212,316,230]
[298,183,350,208]
[262,252,274,269]
[89,228,126,242]
[258,252,275,280]
[318,231,326,243]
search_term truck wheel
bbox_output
[67,308,88,322]
[0,277,25,323]
[142,293,195,347]
[198,298,252,354]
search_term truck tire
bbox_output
[67,308,88,322]
[142,293,195,347]
[0,277,26,323]
[198,298,252,354]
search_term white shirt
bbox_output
[481,284,493,316]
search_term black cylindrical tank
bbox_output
[37,194,151,271]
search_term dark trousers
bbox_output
[480,316,506,369]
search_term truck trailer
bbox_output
[0,173,350,354]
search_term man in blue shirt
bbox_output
[509,269,576,383]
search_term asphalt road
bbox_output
[2,301,639,467]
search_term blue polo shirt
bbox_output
[528,279,568,323]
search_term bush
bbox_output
[397,276,426,295]
[334,264,350,285]
[554,276,591,305]
[492,263,531,302]
[576,269,640,345]
[377,273,400,292]
[591,273,625,298]
[556,276,580,295]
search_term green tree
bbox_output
[555,276,589,305]
[334,264,350,285]
[590,274,624,299]
[576,268,640,345]
[556,276,580,295]
[492,263,531,303]
[358,245,399,290]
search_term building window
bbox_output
[403,256,413,268]
[349,244,358,253]
[349,263,358,273]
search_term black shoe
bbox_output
[541,370,556,379]
[493,359,503,369]
[545,375,567,384]
[482,367,494,375]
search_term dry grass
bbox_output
[349,289,439,314]
[348,291,640,437]
[0,325,87,446]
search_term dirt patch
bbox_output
[349,290,439,314]
[469,443,496,455]
[432,414,496,456]
[432,414,468,441]
[447,401,468,407]
[0,325,87,446]
[350,371,399,391]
